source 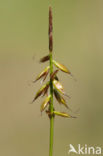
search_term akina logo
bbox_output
[68,144,102,155]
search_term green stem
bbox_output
[49,52,54,156]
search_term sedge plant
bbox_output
[32,6,75,156]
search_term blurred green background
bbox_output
[0,0,103,156]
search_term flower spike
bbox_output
[50,70,59,80]
[40,95,51,112]
[33,66,50,83]
[31,82,50,103]
[46,111,76,118]
[53,111,73,118]
[53,79,71,98]
[53,60,71,74]
[40,55,50,63]
[54,89,69,109]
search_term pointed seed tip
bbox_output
[49,6,52,10]
[71,115,77,118]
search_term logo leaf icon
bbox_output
[68,144,78,154]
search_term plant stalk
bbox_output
[49,52,54,156]
[49,5,54,156]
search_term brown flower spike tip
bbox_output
[49,7,53,52]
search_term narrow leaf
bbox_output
[53,111,72,118]
[31,82,50,103]
[40,95,51,112]
[33,66,50,83]
[54,89,68,109]
[40,55,50,63]
[53,60,71,74]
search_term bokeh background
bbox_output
[0,0,103,156]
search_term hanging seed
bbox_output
[54,75,59,81]
[40,55,50,63]
[40,95,51,112]
[50,70,59,80]
[43,69,49,82]
[53,60,71,74]
[33,66,50,83]
[53,111,72,118]
[53,79,70,98]
[53,79,64,93]
[31,82,50,103]
[54,89,68,109]
[54,89,61,103]
[42,83,49,96]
